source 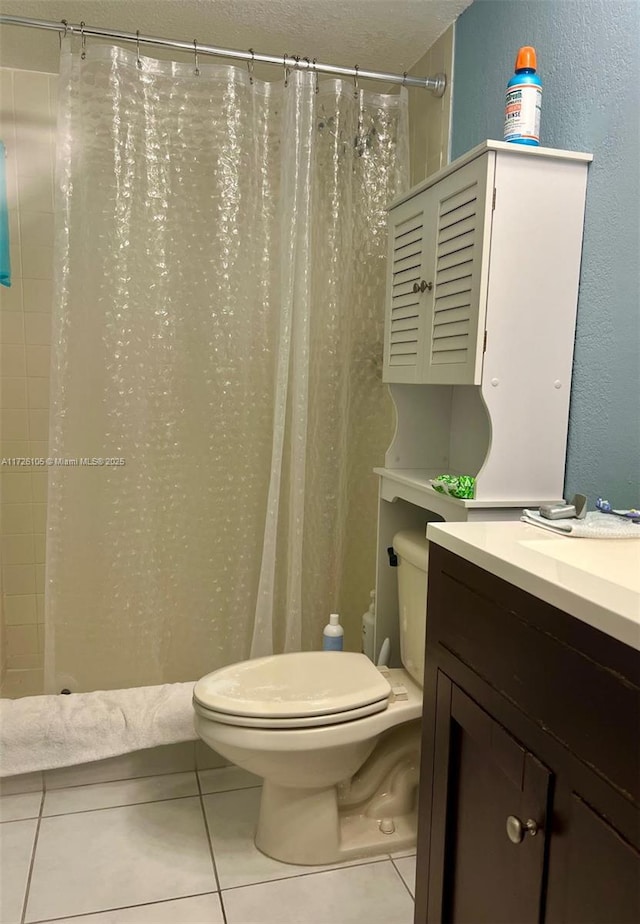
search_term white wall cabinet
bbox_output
[374,141,592,664]
[384,155,492,385]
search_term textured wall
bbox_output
[452,0,640,506]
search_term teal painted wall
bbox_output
[452,0,640,506]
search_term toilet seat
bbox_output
[194,696,389,729]
[193,651,391,726]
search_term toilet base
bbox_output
[255,779,417,866]
[255,721,421,865]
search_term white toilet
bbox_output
[193,529,429,865]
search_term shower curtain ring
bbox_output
[80,21,87,60]
[59,19,69,49]
[283,54,290,88]
[247,48,255,85]
[353,64,359,99]
[193,39,200,76]
[402,72,408,88]
[312,58,319,95]
[136,30,142,69]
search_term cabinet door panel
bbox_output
[563,794,640,923]
[383,193,434,383]
[422,155,494,386]
[425,675,551,923]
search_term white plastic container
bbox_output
[361,590,376,661]
[322,613,344,651]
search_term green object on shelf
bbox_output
[430,474,476,500]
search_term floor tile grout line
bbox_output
[34,783,261,820]
[0,815,41,824]
[40,764,228,794]
[219,854,392,893]
[390,857,415,901]
[24,890,220,924]
[19,789,45,924]
[1,764,233,799]
[196,773,228,924]
[38,761,232,793]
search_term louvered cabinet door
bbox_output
[422,155,495,385]
[383,193,435,383]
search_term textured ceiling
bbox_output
[0,0,470,78]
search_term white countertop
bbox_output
[426,521,640,651]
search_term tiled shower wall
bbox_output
[0,68,57,697]
[407,25,454,185]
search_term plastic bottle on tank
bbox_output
[504,46,542,146]
[322,613,344,651]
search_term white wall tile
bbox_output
[6,623,38,657]
[20,211,54,250]
[1,533,35,564]
[22,278,52,313]
[25,345,50,376]
[0,277,24,311]
[2,563,36,594]
[27,376,49,408]
[24,312,51,345]
[0,377,28,408]
[31,472,48,502]
[32,502,47,532]
[13,71,52,120]
[17,173,54,213]
[21,244,54,280]
[6,650,43,670]
[1,473,32,503]
[0,311,24,343]
[4,593,37,625]
[1,667,44,697]
[15,142,53,179]
[1,503,33,534]
[0,409,29,439]
[2,440,29,457]
[0,344,26,375]
[28,408,49,440]
[34,533,46,564]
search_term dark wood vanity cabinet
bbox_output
[415,544,640,924]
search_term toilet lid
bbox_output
[193,652,391,719]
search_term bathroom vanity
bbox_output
[414,522,640,924]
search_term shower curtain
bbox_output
[45,39,409,692]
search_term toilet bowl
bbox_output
[194,529,429,865]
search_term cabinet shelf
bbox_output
[375,467,555,516]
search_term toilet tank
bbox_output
[393,530,430,687]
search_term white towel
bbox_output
[521,510,640,539]
[0,681,198,777]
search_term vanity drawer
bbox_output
[426,545,640,806]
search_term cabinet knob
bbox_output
[412,280,433,293]
[506,815,539,844]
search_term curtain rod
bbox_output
[0,15,446,95]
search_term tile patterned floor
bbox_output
[0,766,415,924]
